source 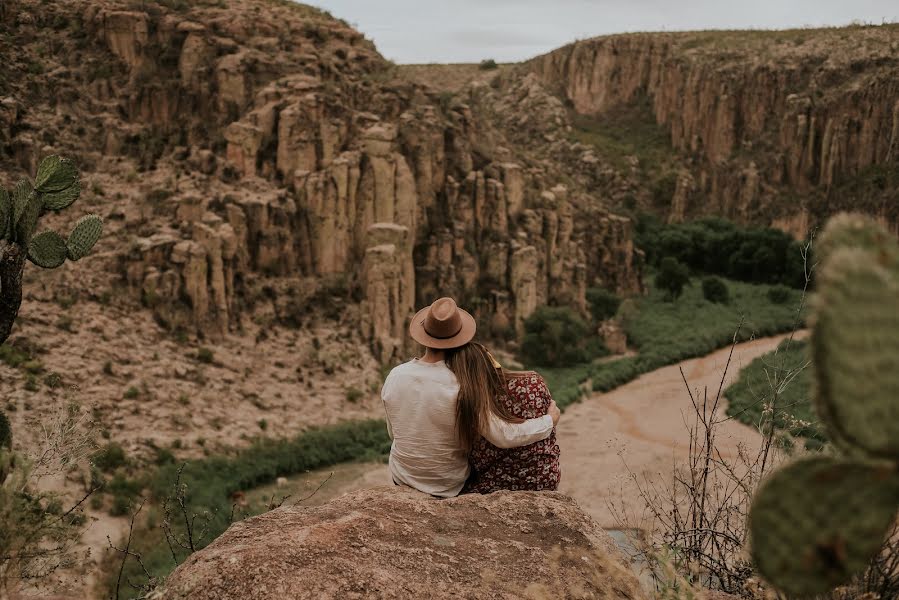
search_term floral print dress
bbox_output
[464,373,561,494]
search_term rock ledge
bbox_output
[161,486,646,599]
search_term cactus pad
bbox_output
[34,155,78,193]
[815,213,899,271]
[15,191,43,244]
[750,456,899,598]
[28,231,69,269]
[41,178,81,211]
[0,188,9,239]
[812,247,899,458]
[66,214,103,261]
[11,179,32,227]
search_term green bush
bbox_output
[586,287,621,322]
[196,347,215,364]
[635,215,806,288]
[154,447,176,466]
[767,285,791,304]
[0,343,32,369]
[519,306,599,367]
[92,442,127,472]
[655,257,690,301]
[479,58,498,70]
[591,356,646,393]
[702,276,730,304]
[107,473,143,516]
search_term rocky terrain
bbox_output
[0,0,894,501]
[0,0,642,463]
[1,2,896,598]
[161,486,648,599]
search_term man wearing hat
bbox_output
[381,297,559,497]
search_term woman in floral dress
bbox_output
[444,343,561,493]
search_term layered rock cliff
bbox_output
[0,0,644,361]
[527,27,899,233]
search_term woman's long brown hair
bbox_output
[445,342,529,451]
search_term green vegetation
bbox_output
[655,257,690,300]
[540,276,804,409]
[586,287,621,322]
[114,420,391,592]
[519,306,607,368]
[569,94,673,172]
[724,339,821,447]
[636,215,806,288]
[766,285,791,304]
[621,277,802,366]
[568,94,678,205]
[479,58,498,70]
[701,276,730,304]
[748,213,899,598]
[92,442,128,472]
[0,343,31,369]
[196,347,215,364]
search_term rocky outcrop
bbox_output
[529,28,899,229]
[73,0,644,353]
[3,0,645,360]
[161,487,648,600]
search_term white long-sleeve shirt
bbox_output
[381,358,554,497]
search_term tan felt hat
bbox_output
[409,297,476,349]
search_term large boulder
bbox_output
[161,487,647,599]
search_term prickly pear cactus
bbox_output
[67,214,103,261]
[748,213,899,598]
[0,155,102,260]
[0,155,103,345]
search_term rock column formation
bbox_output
[0,0,644,359]
[529,32,899,228]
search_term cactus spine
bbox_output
[748,213,899,598]
[0,155,103,345]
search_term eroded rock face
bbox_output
[529,30,899,228]
[90,0,644,356]
[161,487,648,600]
[3,0,645,361]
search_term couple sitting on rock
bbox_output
[382,297,561,497]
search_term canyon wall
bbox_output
[0,0,642,361]
[528,29,899,231]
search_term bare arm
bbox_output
[481,412,554,449]
[480,375,561,449]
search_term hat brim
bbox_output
[408,305,477,350]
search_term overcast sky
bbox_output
[306,0,899,63]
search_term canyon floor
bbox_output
[255,331,804,529]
